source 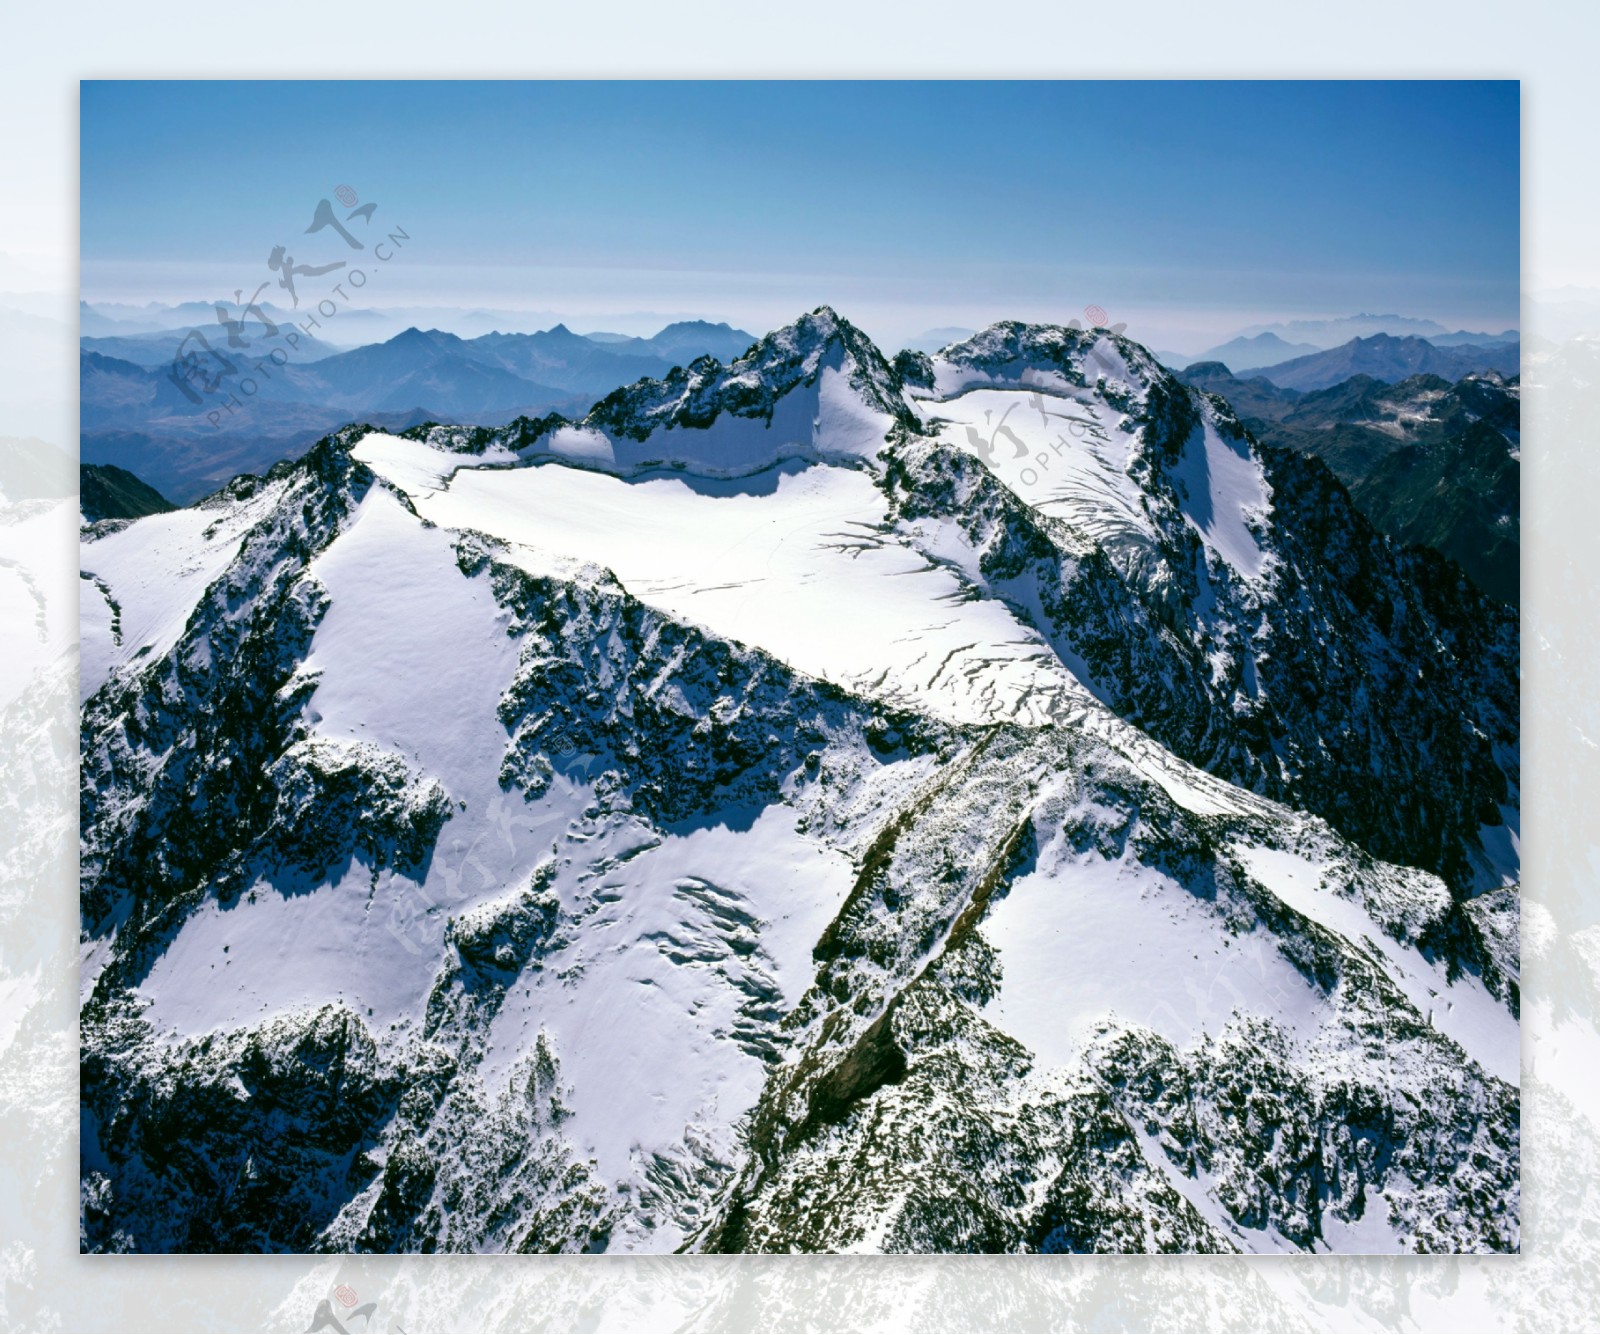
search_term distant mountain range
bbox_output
[1234,334,1520,392]
[1177,331,1322,371]
[81,299,304,338]
[1157,313,1520,372]
[79,319,757,502]
[1235,313,1471,345]
[1429,329,1521,348]
[79,299,728,345]
[81,326,347,366]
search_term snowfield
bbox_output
[983,816,1325,1063]
[369,438,1094,730]
[1232,842,1518,1085]
[917,382,1271,585]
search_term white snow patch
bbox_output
[1314,1190,1410,1254]
[298,488,520,809]
[406,453,1091,729]
[984,831,1324,1064]
[814,362,897,458]
[919,387,1148,558]
[139,488,553,1041]
[1168,416,1271,580]
[479,802,858,1240]
[1233,843,1519,1086]
[350,432,518,498]
[137,862,447,1037]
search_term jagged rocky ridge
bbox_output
[79,309,1519,1253]
[584,308,915,441]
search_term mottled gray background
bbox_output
[2,10,1595,1330]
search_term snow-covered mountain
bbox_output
[79,308,1519,1254]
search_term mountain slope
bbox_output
[1179,365,1520,604]
[79,310,1519,1255]
[79,463,175,524]
[1173,361,1301,419]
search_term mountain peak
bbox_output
[388,326,458,347]
[516,307,912,465]
[926,319,1168,403]
[765,304,847,351]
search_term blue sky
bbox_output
[80,80,1519,350]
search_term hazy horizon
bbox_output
[74,293,1519,360]
[79,80,1519,354]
